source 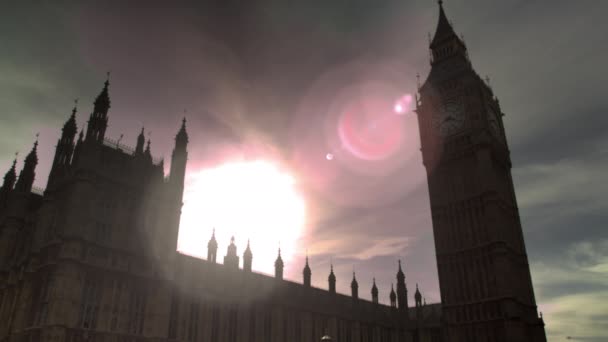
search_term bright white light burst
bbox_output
[177,160,306,275]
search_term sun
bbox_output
[177,160,306,275]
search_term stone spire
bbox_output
[428,0,469,67]
[396,260,409,312]
[223,236,239,269]
[170,117,188,194]
[15,139,38,193]
[415,283,423,307]
[243,239,252,272]
[135,126,145,155]
[371,278,379,304]
[303,252,311,287]
[207,228,218,263]
[275,248,284,280]
[86,75,110,143]
[390,284,397,308]
[2,157,17,191]
[351,271,359,300]
[328,263,336,294]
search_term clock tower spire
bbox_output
[416,2,546,341]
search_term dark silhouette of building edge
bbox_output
[0,2,546,342]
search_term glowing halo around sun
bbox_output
[177,160,306,275]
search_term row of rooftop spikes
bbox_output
[206,230,427,308]
[1,74,189,195]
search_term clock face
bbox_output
[433,100,465,137]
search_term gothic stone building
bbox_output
[0,3,546,342]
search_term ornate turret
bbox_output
[1,157,17,206]
[135,127,145,155]
[15,139,38,193]
[328,263,336,294]
[170,118,188,194]
[428,0,470,68]
[207,229,218,263]
[390,284,397,308]
[275,248,284,280]
[223,236,239,269]
[303,253,311,287]
[415,283,422,307]
[49,102,78,187]
[2,157,17,192]
[243,239,252,272]
[396,260,409,313]
[144,139,152,164]
[371,278,379,304]
[351,271,359,300]
[86,76,110,143]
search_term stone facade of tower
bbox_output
[416,3,546,342]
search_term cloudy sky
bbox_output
[1,0,606,339]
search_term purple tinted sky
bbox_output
[1,1,607,339]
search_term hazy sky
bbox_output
[1,1,607,339]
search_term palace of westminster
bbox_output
[0,3,547,342]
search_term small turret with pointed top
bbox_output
[396,260,409,313]
[207,228,218,263]
[2,156,17,191]
[351,271,359,300]
[170,117,188,195]
[86,75,111,142]
[223,236,239,269]
[390,284,397,308]
[135,127,145,155]
[243,239,252,272]
[371,278,379,304]
[328,263,336,294]
[275,248,284,280]
[415,283,423,307]
[15,139,38,193]
[303,252,312,287]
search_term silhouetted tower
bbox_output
[371,278,379,304]
[416,2,546,340]
[275,248,284,280]
[390,284,397,308]
[144,139,153,164]
[243,239,252,272]
[223,236,239,269]
[135,127,145,155]
[86,76,110,143]
[303,254,311,287]
[328,263,336,294]
[170,118,188,194]
[49,102,78,186]
[15,140,38,193]
[207,229,218,263]
[351,272,359,300]
[415,283,423,321]
[0,157,17,206]
[396,260,408,313]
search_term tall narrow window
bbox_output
[249,305,256,342]
[187,301,199,341]
[79,275,101,329]
[168,294,179,339]
[228,306,238,342]
[128,286,146,335]
[211,305,219,341]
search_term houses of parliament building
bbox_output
[0,3,547,342]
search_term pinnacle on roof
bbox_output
[430,0,458,49]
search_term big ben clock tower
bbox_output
[416,2,547,341]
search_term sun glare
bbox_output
[177,160,306,275]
